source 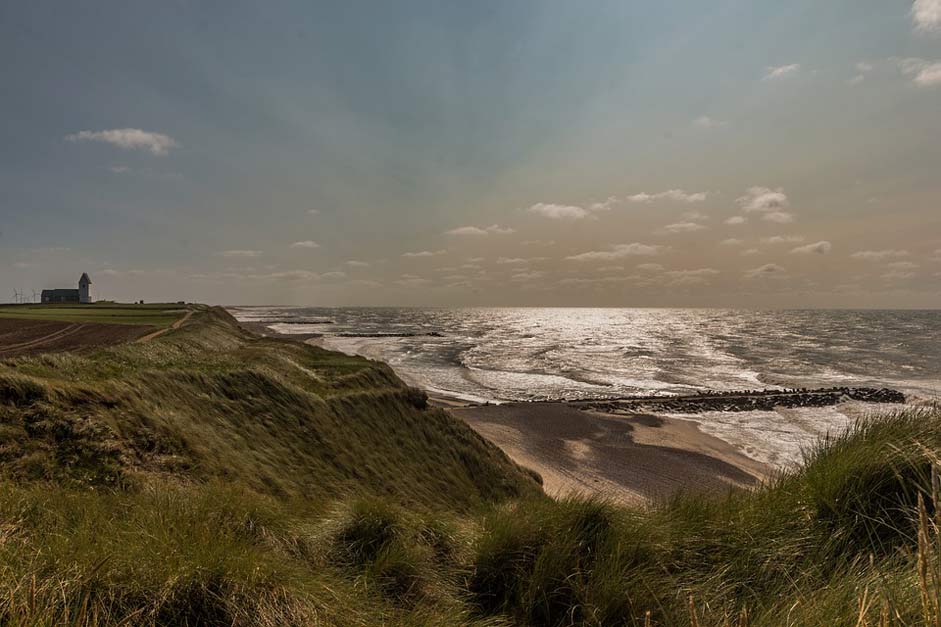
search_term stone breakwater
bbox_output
[564,387,906,415]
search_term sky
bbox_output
[1,0,940,308]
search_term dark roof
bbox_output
[42,289,79,295]
[79,273,92,285]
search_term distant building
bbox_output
[41,273,93,304]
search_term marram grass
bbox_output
[1,307,940,625]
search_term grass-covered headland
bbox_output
[1,307,940,625]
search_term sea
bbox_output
[228,307,941,467]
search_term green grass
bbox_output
[0,302,189,326]
[1,306,940,625]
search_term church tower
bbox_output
[78,273,92,304]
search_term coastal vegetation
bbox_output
[1,307,939,625]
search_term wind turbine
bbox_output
[12,289,21,304]
[32,290,39,303]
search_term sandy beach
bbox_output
[451,402,769,504]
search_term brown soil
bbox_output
[0,319,154,358]
[453,402,769,505]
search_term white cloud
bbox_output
[745,263,786,278]
[627,190,708,203]
[725,216,747,225]
[510,271,545,282]
[851,249,910,261]
[898,58,941,86]
[589,196,619,212]
[445,224,515,236]
[496,257,529,265]
[521,239,556,246]
[321,271,347,280]
[741,248,760,256]
[109,165,131,173]
[65,128,179,156]
[692,116,728,129]
[881,270,916,280]
[402,250,447,258]
[848,61,874,85]
[737,187,790,212]
[886,261,919,269]
[636,263,665,272]
[913,0,941,33]
[527,203,590,220]
[290,240,320,249]
[790,241,832,255]
[721,238,744,246]
[566,243,666,261]
[763,211,795,224]
[682,210,709,221]
[662,222,708,234]
[346,260,370,267]
[763,64,801,80]
[217,250,262,258]
[762,235,805,244]
[307,209,321,215]
[665,268,720,286]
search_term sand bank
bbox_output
[451,402,769,504]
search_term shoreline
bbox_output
[234,318,908,502]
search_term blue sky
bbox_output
[2,0,940,306]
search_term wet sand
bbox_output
[451,402,769,504]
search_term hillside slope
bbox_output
[0,307,540,510]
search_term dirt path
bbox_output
[137,310,194,343]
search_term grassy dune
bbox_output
[1,307,940,625]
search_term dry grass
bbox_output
[2,307,940,625]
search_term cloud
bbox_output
[566,243,666,261]
[851,249,910,261]
[217,250,262,258]
[289,240,319,249]
[881,270,916,280]
[745,263,786,279]
[307,209,320,215]
[636,263,665,272]
[913,0,941,33]
[402,250,446,258]
[527,203,591,220]
[346,260,370,267]
[737,187,790,212]
[65,128,179,156]
[445,224,515,236]
[848,61,874,85]
[762,235,805,244]
[763,211,795,224]
[721,238,744,246]
[887,261,919,269]
[725,216,747,225]
[692,116,727,129]
[662,222,707,234]
[741,248,760,256]
[510,271,545,282]
[589,197,619,212]
[109,165,130,173]
[665,268,720,285]
[763,64,801,80]
[897,58,941,86]
[521,239,556,246]
[790,241,832,255]
[626,190,708,203]
[496,257,529,265]
[395,275,432,287]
